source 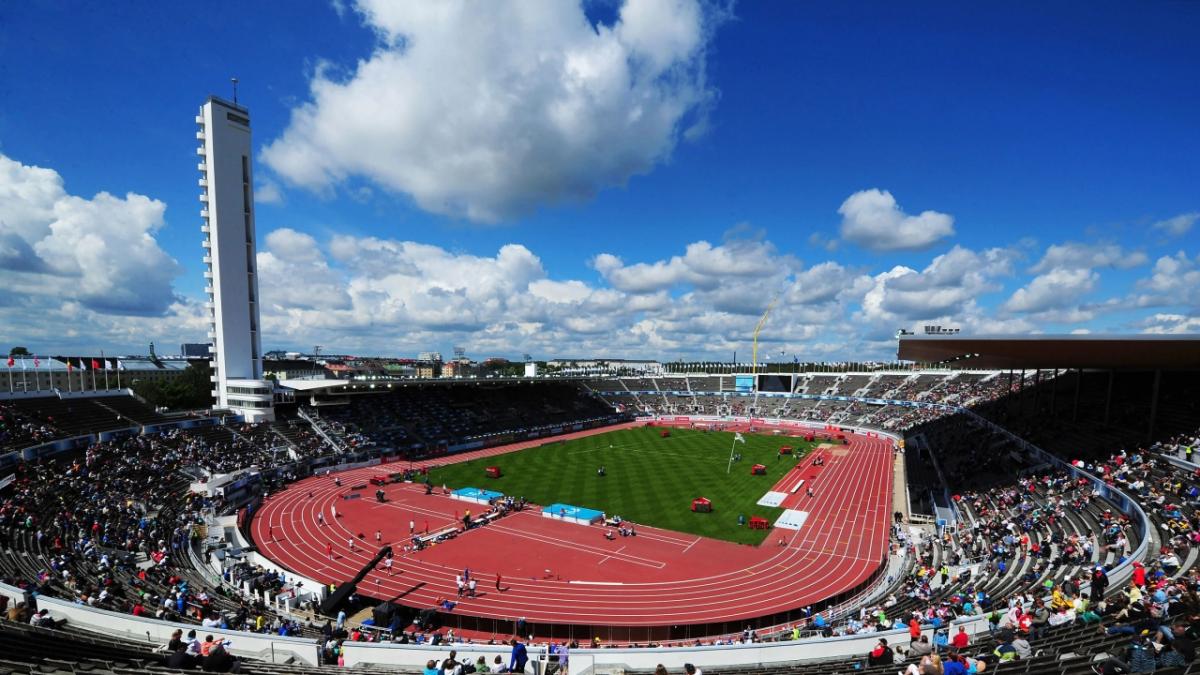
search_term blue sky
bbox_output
[0,1,1196,360]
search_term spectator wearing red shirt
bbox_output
[951,626,970,650]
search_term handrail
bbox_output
[297,406,344,453]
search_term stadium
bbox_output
[3,332,1200,673]
[2,4,1198,675]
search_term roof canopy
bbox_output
[897,334,1200,370]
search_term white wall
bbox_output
[341,616,993,673]
[0,581,320,666]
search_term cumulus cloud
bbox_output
[257,229,352,311]
[1138,313,1200,334]
[0,296,211,355]
[0,152,180,316]
[593,238,790,293]
[1002,267,1098,314]
[1029,241,1147,274]
[1151,212,1198,237]
[1131,252,1200,308]
[255,177,284,205]
[858,246,1017,324]
[261,0,722,222]
[838,189,955,252]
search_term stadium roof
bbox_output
[897,334,1200,370]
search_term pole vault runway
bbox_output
[251,424,894,630]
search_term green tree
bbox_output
[9,347,30,356]
[133,361,214,411]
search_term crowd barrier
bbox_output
[0,581,321,666]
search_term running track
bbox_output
[251,423,893,631]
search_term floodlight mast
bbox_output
[751,296,778,374]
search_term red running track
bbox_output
[251,424,893,632]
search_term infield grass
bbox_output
[425,426,814,545]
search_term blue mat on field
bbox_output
[452,487,503,501]
[543,503,604,521]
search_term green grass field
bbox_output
[426,426,814,545]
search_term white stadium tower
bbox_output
[196,95,274,421]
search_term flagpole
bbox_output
[102,350,109,390]
[67,362,73,394]
[21,359,27,393]
[90,356,97,391]
[727,435,737,474]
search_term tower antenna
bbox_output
[231,77,239,104]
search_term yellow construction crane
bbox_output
[751,296,779,374]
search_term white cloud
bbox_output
[255,177,284,205]
[1002,267,1098,314]
[262,0,721,222]
[838,189,955,252]
[1029,241,1147,274]
[1151,212,1198,237]
[1131,251,1200,308]
[1138,313,1200,334]
[787,261,869,306]
[858,245,1016,323]
[0,152,180,316]
[257,228,351,311]
[593,238,789,293]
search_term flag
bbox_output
[734,432,746,444]
[33,357,40,368]
[5,356,12,368]
[91,358,101,370]
[66,360,73,372]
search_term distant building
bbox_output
[197,95,274,421]
[524,362,539,378]
[324,363,355,378]
[181,343,210,358]
[262,359,327,381]
[0,357,188,395]
[416,363,441,379]
[547,358,662,374]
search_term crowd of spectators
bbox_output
[0,423,324,637]
[313,383,616,455]
[0,401,59,451]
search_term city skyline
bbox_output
[0,1,1197,361]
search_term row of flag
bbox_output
[5,356,114,371]
[4,354,122,394]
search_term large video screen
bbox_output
[757,374,793,393]
[734,375,755,393]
